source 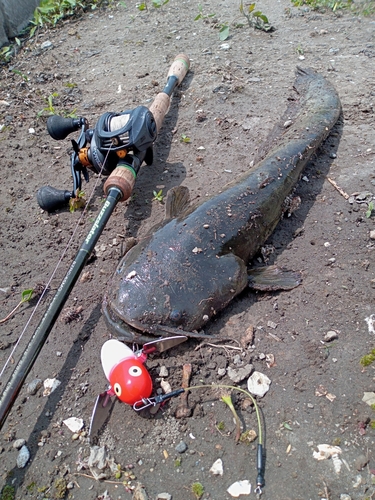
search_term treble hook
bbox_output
[133,388,185,411]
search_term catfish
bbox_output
[103,67,341,343]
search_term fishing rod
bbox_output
[0,54,190,430]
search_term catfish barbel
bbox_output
[103,67,341,343]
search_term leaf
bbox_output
[282,422,293,431]
[249,3,255,12]
[194,13,202,20]
[219,25,230,41]
[21,289,34,303]
[180,134,191,143]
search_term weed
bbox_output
[191,482,204,499]
[0,289,34,324]
[291,0,353,12]
[180,134,191,143]
[360,348,375,367]
[194,4,216,21]
[37,92,59,117]
[0,45,13,62]
[239,1,273,32]
[221,393,241,442]
[217,421,225,431]
[11,69,29,81]
[0,485,15,500]
[296,44,304,55]
[69,189,86,212]
[219,23,230,40]
[366,201,374,218]
[370,421,375,430]
[38,92,77,118]
[152,189,164,203]
[174,457,182,467]
[137,0,169,11]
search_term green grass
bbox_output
[291,0,375,14]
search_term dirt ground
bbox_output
[1,1,375,499]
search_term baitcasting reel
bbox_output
[37,105,157,212]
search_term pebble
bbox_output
[247,371,271,397]
[13,439,26,449]
[324,330,338,342]
[156,494,172,500]
[355,454,369,471]
[159,366,168,377]
[27,378,43,395]
[40,40,53,49]
[340,495,352,500]
[227,364,253,384]
[210,458,224,476]
[17,445,30,468]
[370,230,375,240]
[175,441,188,453]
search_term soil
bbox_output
[1,1,375,499]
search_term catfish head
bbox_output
[103,186,248,343]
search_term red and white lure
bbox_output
[100,339,152,405]
[89,336,187,441]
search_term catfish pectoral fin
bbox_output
[248,265,302,291]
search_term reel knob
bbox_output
[37,186,71,212]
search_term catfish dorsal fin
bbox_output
[165,185,190,219]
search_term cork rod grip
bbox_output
[167,53,190,85]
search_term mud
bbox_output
[0,1,375,499]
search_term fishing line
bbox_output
[0,145,113,379]
[186,383,265,495]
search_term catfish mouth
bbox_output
[102,295,218,344]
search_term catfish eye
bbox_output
[114,382,122,396]
[128,366,142,377]
[170,309,182,322]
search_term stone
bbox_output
[175,441,188,454]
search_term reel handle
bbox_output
[47,115,82,140]
[37,185,71,212]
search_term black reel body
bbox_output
[88,106,156,176]
[38,106,157,211]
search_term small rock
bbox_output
[159,366,169,377]
[133,483,148,500]
[355,454,369,471]
[17,445,30,468]
[88,445,107,470]
[340,495,351,500]
[156,494,172,500]
[43,378,61,396]
[247,371,271,397]
[63,417,84,433]
[41,40,53,49]
[324,330,338,342]
[284,120,293,128]
[27,379,43,395]
[209,458,224,476]
[227,480,251,497]
[175,441,188,454]
[13,439,26,450]
[227,364,253,384]
[370,230,375,240]
[217,368,226,377]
